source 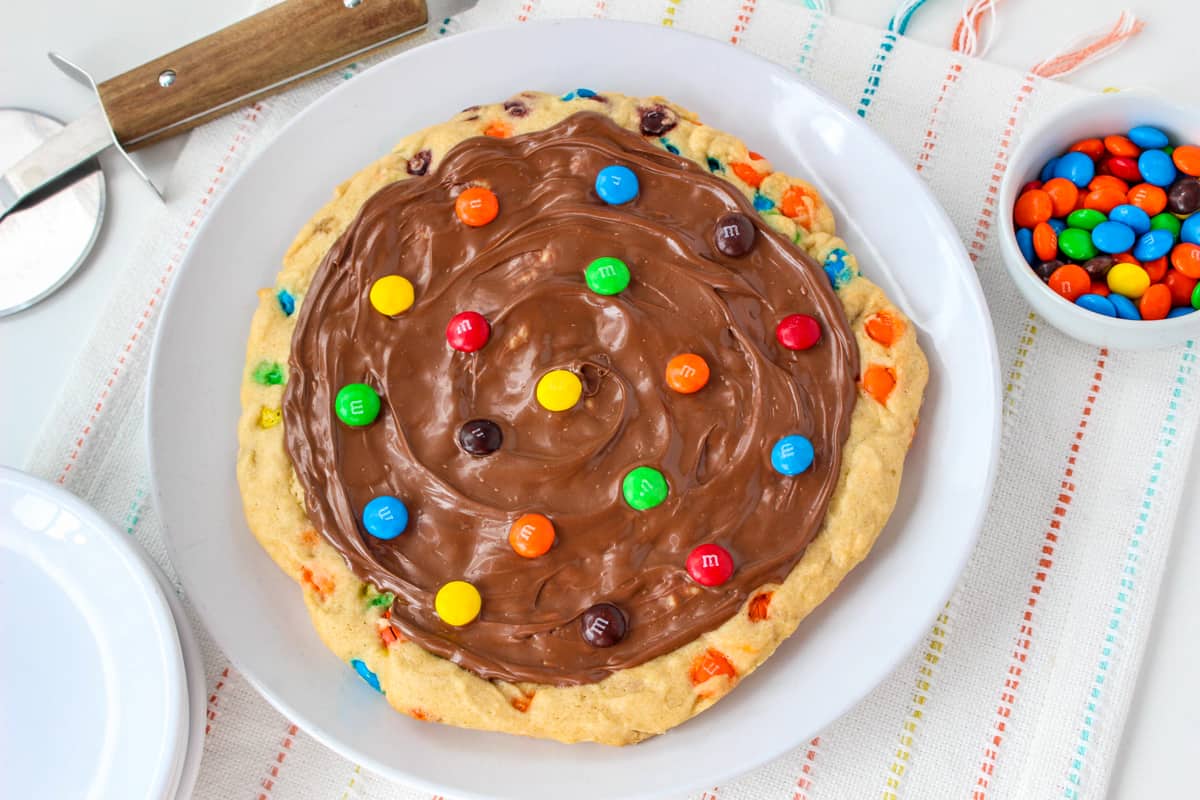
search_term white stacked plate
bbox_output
[0,466,205,799]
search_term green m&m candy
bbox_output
[1066,208,1106,231]
[335,383,381,427]
[622,466,668,510]
[1058,227,1098,261]
[585,256,631,295]
[252,360,284,386]
[1150,212,1182,237]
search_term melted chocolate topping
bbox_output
[283,113,859,685]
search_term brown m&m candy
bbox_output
[407,149,431,176]
[639,104,678,137]
[1167,176,1200,215]
[503,99,529,117]
[1034,259,1064,282]
[1081,255,1115,281]
[580,603,627,647]
[713,212,756,257]
[458,419,502,456]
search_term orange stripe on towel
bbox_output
[971,351,1108,799]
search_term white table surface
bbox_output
[1,2,1196,797]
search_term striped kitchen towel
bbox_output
[25,1,1194,799]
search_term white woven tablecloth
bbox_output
[24,1,1196,798]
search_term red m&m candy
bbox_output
[775,314,821,350]
[1105,156,1142,183]
[1164,270,1197,307]
[686,543,734,586]
[446,311,490,352]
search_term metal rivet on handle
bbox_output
[344,0,362,7]
[158,69,176,88]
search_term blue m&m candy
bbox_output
[1138,150,1177,187]
[1048,218,1066,234]
[595,165,639,205]
[1108,293,1141,320]
[1107,204,1151,235]
[363,496,408,540]
[1181,213,1200,246]
[1091,221,1135,254]
[277,289,295,316]
[351,659,382,692]
[1054,151,1095,188]
[1128,125,1169,149]
[1040,156,1061,182]
[1168,306,1195,318]
[1133,229,1175,261]
[771,435,814,476]
[1075,293,1116,317]
[1016,227,1035,264]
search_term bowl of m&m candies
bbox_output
[1001,93,1200,349]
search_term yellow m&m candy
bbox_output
[435,581,481,626]
[369,275,415,316]
[536,369,582,412]
[1106,262,1150,299]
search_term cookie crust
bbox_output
[236,91,927,745]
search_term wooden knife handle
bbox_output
[97,0,427,151]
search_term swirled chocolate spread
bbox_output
[283,113,859,685]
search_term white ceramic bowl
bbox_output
[1000,91,1200,349]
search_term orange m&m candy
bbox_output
[1033,222,1058,262]
[1083,187,1125,214]
[1172,144,1200,177]
[780,186,814,224]
[1126,183,1168,216]
[731,162,765,188]
[1089,175,1130,195]
[1014,190,1052,228]
[862,364,897,405]
[1138,284,1172,320]
[865,310,905,347]
[455,187,499,227]
[665,353,710,394]
[1171,243,1200,279]
[1041,178,1079,217]
[484,121,511,138]
[1070,138,1105,160]
[509,514,555,558]
[1103,135,1140,158]
[1048,264,1091,301]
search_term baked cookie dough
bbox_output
[237,91,927,744]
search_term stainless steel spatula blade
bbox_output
[0,108,104,317]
